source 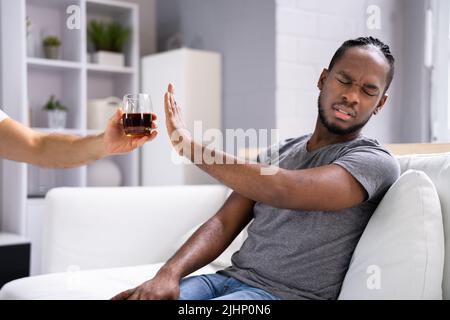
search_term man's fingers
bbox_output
[170,94,177,115]
[148,130,158,141]
[111,108,124,125]
[111,288,135,300]
[167,83,176,114]
[164,92,173,116]
[127,291,141,300]
[132,131,158,148]
[142,131,158,143]
[151,120,158,129]
[151,112,158,121]
[175,97,181,113]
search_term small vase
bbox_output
[27,33,35,57]
[44,46,60,59]
[47,110,67,129]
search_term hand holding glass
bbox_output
[122,93,153,137]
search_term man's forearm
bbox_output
[181,139,287,208]
[158,217,238,280]
[35,132,108,168]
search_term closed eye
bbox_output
[362,87,379,97]
[362,89,378,97]
[336,77,351,85]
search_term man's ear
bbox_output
[373,94,388,115]
[317,68,329,91]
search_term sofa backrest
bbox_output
[42,185,230,274]
[395,153,450,299]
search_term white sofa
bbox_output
[1,151,449,300]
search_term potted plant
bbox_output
[88,20,131,67]
[42,36,61,60]
[43,95,68,129]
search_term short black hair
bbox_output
[328,37,395,93]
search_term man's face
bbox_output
[317,46,390,135]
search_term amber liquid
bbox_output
[122,113,152,137]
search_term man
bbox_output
[113,37,400,300]
[0,109,157,167]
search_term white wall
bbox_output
[122,0,157,56]
[275,0,405,143]
[156,0,276,133]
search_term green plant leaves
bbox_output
[43,95,67,111]
[87,21,131,53]
[42,36,61,47]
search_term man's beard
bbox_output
[317,94,371,135]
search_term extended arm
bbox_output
[112,191,255,300]
[164,84,366,211]
[0,109,157,168]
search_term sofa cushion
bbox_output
[0,263,221,300]
[338,170,445,299]
[395,153,450,299]
[42,186,230,274]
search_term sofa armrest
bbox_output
[42,185,229,274]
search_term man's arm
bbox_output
[111,191,255,300]
[164,84,366,212]
[0,109,157,168]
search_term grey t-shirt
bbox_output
[219,134,400,300]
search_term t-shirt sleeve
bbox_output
[256,147,272,164]
[333,146,400,202]
[256,139,292,165]
[0,109,9,123]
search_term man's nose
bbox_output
[341,84,360,105]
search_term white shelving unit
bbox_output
[1,0,139,273]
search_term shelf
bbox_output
[26,0,82,62]
[0,233,30,246]
[87,63,135,74]
[27,0,79,9]
[28,58,82,71]
[27,165,85,198]
[27,67,83,129]
[87,0,137,12]
[86,0,138,71]
[87,70,134,101]
[0,0,140,236]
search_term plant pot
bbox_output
[47,110,67,129]
[44,46,60,60]
[91,51,125,67]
